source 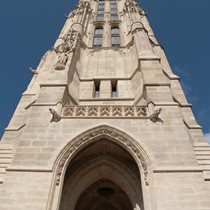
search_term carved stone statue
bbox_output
[55,29,79,54]
[124,0,139,13]
[54,29,80,70]
[55,53,68,70]
[76,0,91,15]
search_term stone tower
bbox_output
[0,0,210,209]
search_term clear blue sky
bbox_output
[0,0,210,143]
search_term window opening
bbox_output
[94,81,101,98]
[93,28,103,47]
[97,0,105,21]
[111,80,118,97]
[110,0,118,20]
[111,28,120,47]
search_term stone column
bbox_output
[103,22,111,47]
[100,80,111,98]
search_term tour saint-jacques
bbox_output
[0,0,210,209]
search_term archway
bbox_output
[47,126,156,210]
[59,139,144,210]
[75,179,133,210]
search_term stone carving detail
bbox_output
[65,10,76,19]
[62,106,148,118]
[55,29,80,54]
[150,108,162,123]
[56,126,150,186]
[49,108,61,123]
[54,29,80,70]
[138,8,146,16]
[113,107,123,117]
[55,53,68,70]
[28,67,38,75]
[65,1,92,22]
[76,0,93,15]
[124,0,139,13]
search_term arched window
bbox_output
[110,0,118,20]
[93,28,103,47]
[111,27,120,47]
[97,0,105,21]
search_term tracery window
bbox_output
[97,0,105,21]
[93,28,103,47]
[111,27,120,46]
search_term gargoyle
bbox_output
[28,67,38,75]
[49,108,61,123]
[150,108,162,123]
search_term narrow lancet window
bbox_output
[93,28,103,47]
[97,0,105,21]
[111,28,120,47]
[110,0,118,20]
[94,81,100,98]
[111,80,118,97]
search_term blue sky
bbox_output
[0,0,210,143]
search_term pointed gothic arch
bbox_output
[47,125,157,210]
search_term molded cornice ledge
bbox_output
[153,166,203,173]
[138,51,160,60]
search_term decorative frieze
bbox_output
[62,105,148,118]
[49,104,162,122]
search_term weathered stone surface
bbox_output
[0,0,210,209]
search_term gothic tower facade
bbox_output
[0,0,210,209]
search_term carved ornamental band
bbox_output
[62,106,147,118]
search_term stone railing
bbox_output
[49,101,162,123]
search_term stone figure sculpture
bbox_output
[55,29,79,54]
[55,53,68,70]
[54,29,80,70]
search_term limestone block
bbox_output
[100,80,111,98]
[146,86,174,103]
[36,86,66,104]
[131,71,144,99]
[0,171,52,210]
[171,80,188,104]
[153,172,210,210]
[80,81,94,99]
[141,60,168,85]
[118,80,133,98]
[181,107,199,128]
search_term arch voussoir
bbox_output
[55,125,151,187]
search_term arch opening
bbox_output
[59,139,144,210]
[75,179,133,210]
